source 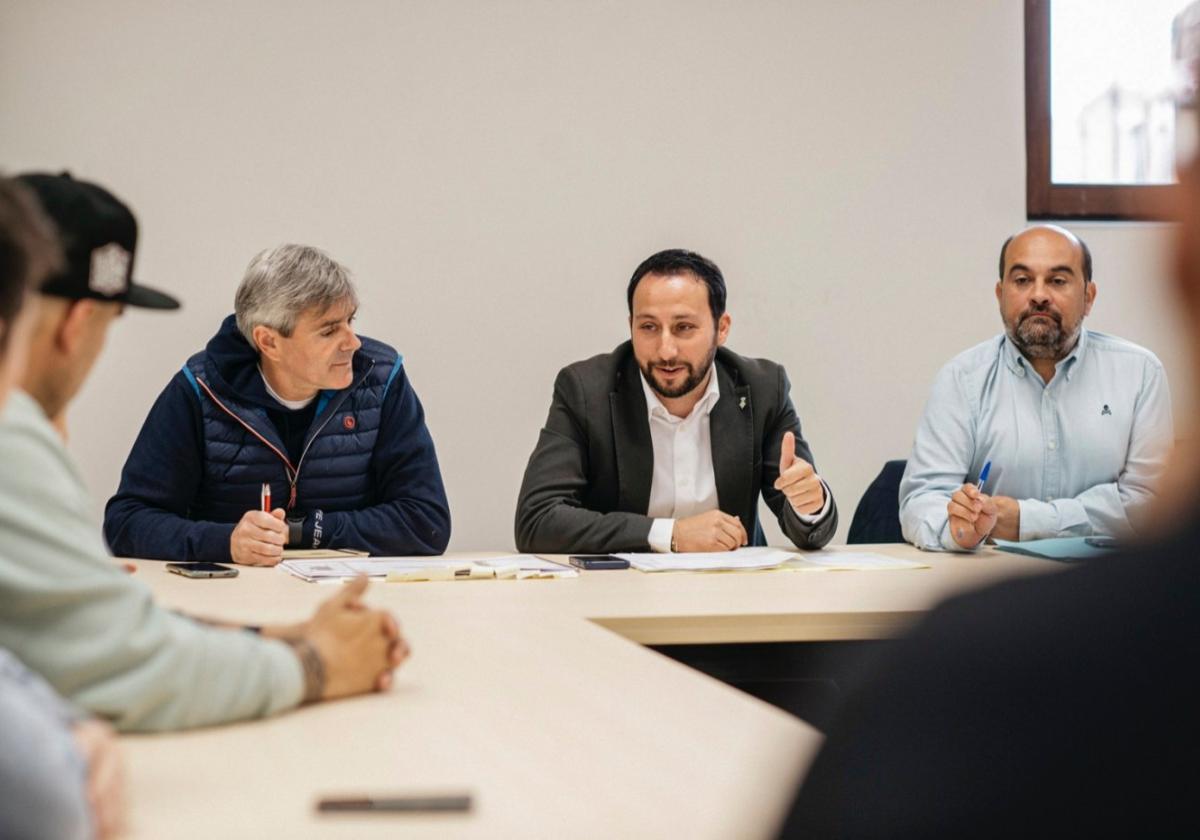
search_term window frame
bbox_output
[1025,0,1176,221]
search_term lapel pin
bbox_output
[739,396,747,410]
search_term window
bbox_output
[1025,0,1199,219]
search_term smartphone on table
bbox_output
[166,562,239,579]
[568,555,631,570]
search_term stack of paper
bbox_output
[279,554,576,583]
[612,547,795,573]
[473,555,576,579]
[279,557,468,582]
[605,548,930,574]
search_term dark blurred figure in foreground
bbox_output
[777,169,1200,839]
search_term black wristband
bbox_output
[287,516,305,547]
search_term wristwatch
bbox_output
[286,515,305,547]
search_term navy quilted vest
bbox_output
[182,336,401,523]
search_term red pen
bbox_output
[261,482,271,513]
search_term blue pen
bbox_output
[955,461,994,545]
[976,461,992,492]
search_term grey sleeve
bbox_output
[0,560,305,733]
[0,650,92,840]
[0,412,305,733]
[898,362,979,552]
[514,367,654,553]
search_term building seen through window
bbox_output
[1050,0,1196,186]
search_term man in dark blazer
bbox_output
[515,249,837,554]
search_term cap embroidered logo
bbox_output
[89,243,130,296]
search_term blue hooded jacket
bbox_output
[103,315,450,560]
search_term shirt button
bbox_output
[1048,441,1057,451]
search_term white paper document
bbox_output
[280,557,468,582]
[476,555,574,573]
[279,554,576,583]
[612,547,795,573]
[470,554,577,580]
[780,552,929,571]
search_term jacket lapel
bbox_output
[610,356,653,513]
[710,361,753,516]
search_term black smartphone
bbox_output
[166,562,239,579]
[568,555,630,570]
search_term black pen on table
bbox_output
[317,793,472,813]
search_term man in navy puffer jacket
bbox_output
[104,244,450,564]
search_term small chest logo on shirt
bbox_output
[1101,404,1112,417]
[343,415,356,430]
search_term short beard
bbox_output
[1006,309,1080,361]
[642,342,718,399]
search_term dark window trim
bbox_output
[1025,0,1175,221]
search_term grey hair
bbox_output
[234,244,359,346]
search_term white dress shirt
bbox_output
[641,370,829,552]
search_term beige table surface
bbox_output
[121,544,1055,839]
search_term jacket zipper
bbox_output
[195,359,375,510]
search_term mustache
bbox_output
[1019,308,1061,325]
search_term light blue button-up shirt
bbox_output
[899,329,1173,551]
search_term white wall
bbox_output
[1,1,1187,548]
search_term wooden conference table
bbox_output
[121,544,1054,839]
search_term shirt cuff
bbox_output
[937,517,982,553]
[790,479,833,524]
[648,518,675,553]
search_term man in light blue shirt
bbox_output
[900,225,1173,551]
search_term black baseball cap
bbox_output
[15,172,180,310]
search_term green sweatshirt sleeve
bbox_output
[0,392,303,732]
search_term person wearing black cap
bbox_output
[0,172,411,732]
[0,175,126,840]
[14,172,179,437]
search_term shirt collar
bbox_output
[1002,327,1089,382]
[640,365,721,422]
[259,366,316,410]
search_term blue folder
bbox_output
[992,537,1118,562]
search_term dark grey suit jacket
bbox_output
[514,342,837,554]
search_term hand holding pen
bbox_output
[229,482,288,566]
[947,461,998,550]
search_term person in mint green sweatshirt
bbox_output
[0,175,125,840]
[0,172,410,733]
